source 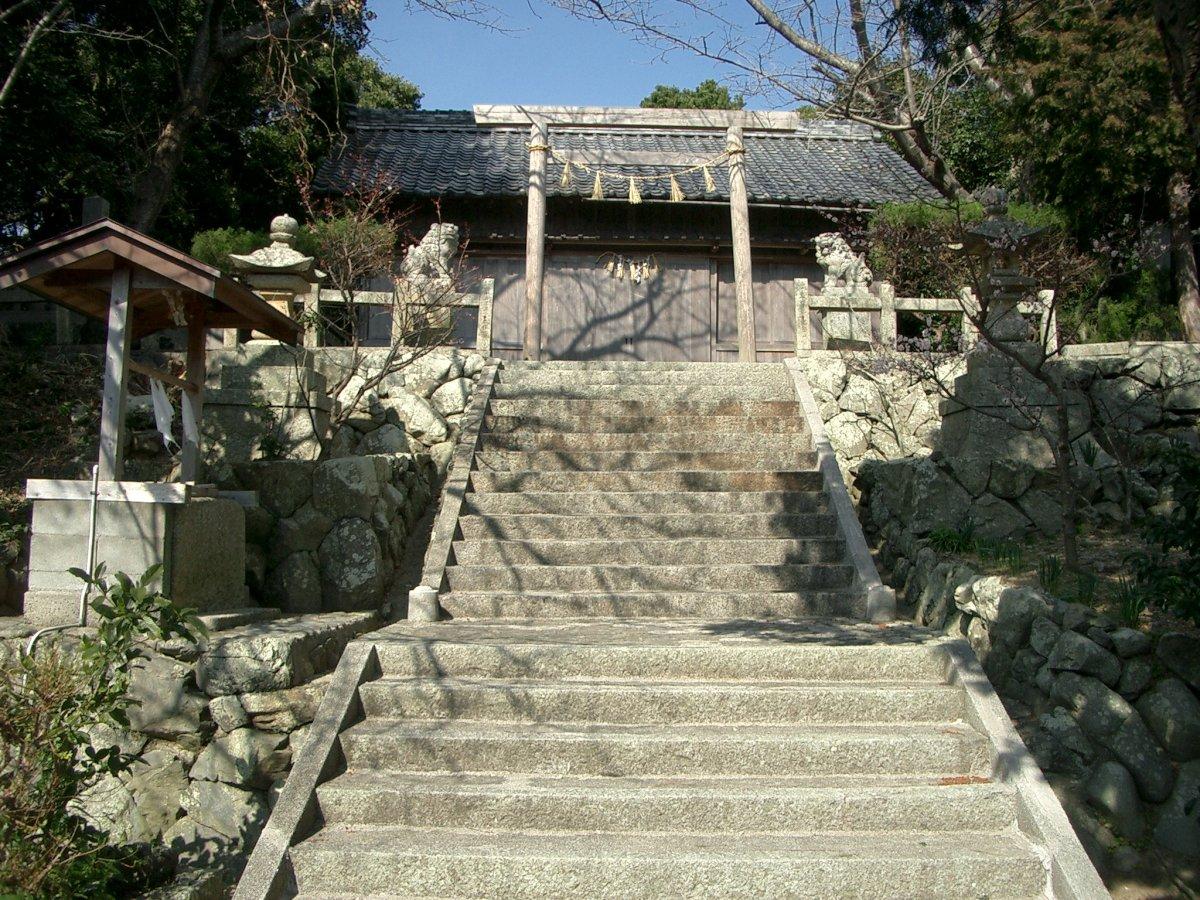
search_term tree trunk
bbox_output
[128,62,225,232]
[892,124,974,202]
[1168,168,1200,341]
[1154,0,1200,159]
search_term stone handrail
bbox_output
[784,359,895,622]
[408,358,500,621]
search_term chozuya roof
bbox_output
[316,106,943,210]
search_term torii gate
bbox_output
[470,105,806,362]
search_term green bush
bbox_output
[1086,267,1180,342]
[0,565,204,897]
[1130,441,1200,625]
[189,227,269,273]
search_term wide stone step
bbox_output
[475,449,819,472]
[485,413,808,434]
[482,431,814,452]
[506,360,772,372]
[457,512,837,540]
[444,563,855,593]
[462,490,827,516]
[487,399,799,418]
[370,619,952,682]
[356,676,962,724]
[497,366,795,387]
[317,771,1012,832]
[451,538,846,566]
[295,830,1046,900]
[439,590,862,619]
[291,826,1045,899]
[469,470,823,493]
[339,719,990,777]
[492,383,792,401]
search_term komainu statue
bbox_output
[815,232,872,290]
[399,223,460,294]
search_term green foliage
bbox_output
[929,525,974,554]
[641,79,745,110]
[0,565,203,897]
[1114,575,1146,628]
[1087,267,1181,342]
[928,85,1014,194]
[1069,570,1099,606]
[1130,441,1200,624]
[0,2,420,251]
[189,228,269,273]
[868,199,1080,300]
[1038,555,1063,594]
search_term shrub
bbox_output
[1130,441,1200,624]
[0,565,204,897]
[189,228,269,273]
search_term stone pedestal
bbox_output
[24,495,248,625]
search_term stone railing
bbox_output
[794,278,1058,354]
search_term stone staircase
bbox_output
[442,360,864,619]
[236,361,1105,900]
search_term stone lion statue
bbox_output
[400,223,460,289]
[815,232,872,289]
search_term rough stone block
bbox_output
[195,612,375,696]
[1136,678,1200,761]
[312,457,380,521]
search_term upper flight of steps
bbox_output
[442,360,865,620]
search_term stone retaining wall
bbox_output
[858,492,1200,879]
[0,610,378,895]
[812,343,1200,539]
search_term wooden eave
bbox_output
[0,219,301,343]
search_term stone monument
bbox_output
[230,214,324,345]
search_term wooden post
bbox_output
[727,126,756,362]
[523,121,548,360]
[97,265,133,480]
[180,303,206,482]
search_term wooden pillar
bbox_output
[97,265,133,480]
[180,303,206,482]
[523,121,549,360]
[727,126,756,362]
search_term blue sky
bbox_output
[368,2,772,109]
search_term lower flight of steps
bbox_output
[441,360,866,620]
[285,619,1051,899]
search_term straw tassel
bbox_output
[628,177,641,204]
[559,158,572,188]
[702,165,716,192]
[590,170,604,200]
[669,174,684,202]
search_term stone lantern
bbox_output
[958,187,1044,346]
[230,214,325,345]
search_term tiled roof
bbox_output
[316,108,942,209]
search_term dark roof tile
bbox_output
[317,108,941,209]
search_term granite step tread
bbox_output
[438,591,863,620]
[461,490,828,515]
[486,399,799,417]
[469,471,824,493]
[481,431,814,451]
[339,718,990,777]
[457,512,837,540]
[484,413,809,434]
[450,537,846,566]
[317,770,1013,831]
[491,384,792,401]
[444,562,856,592]
[369,618,952,681]
[290,825,1046,899]
[356,675,963,724]
[474,450,820,472]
